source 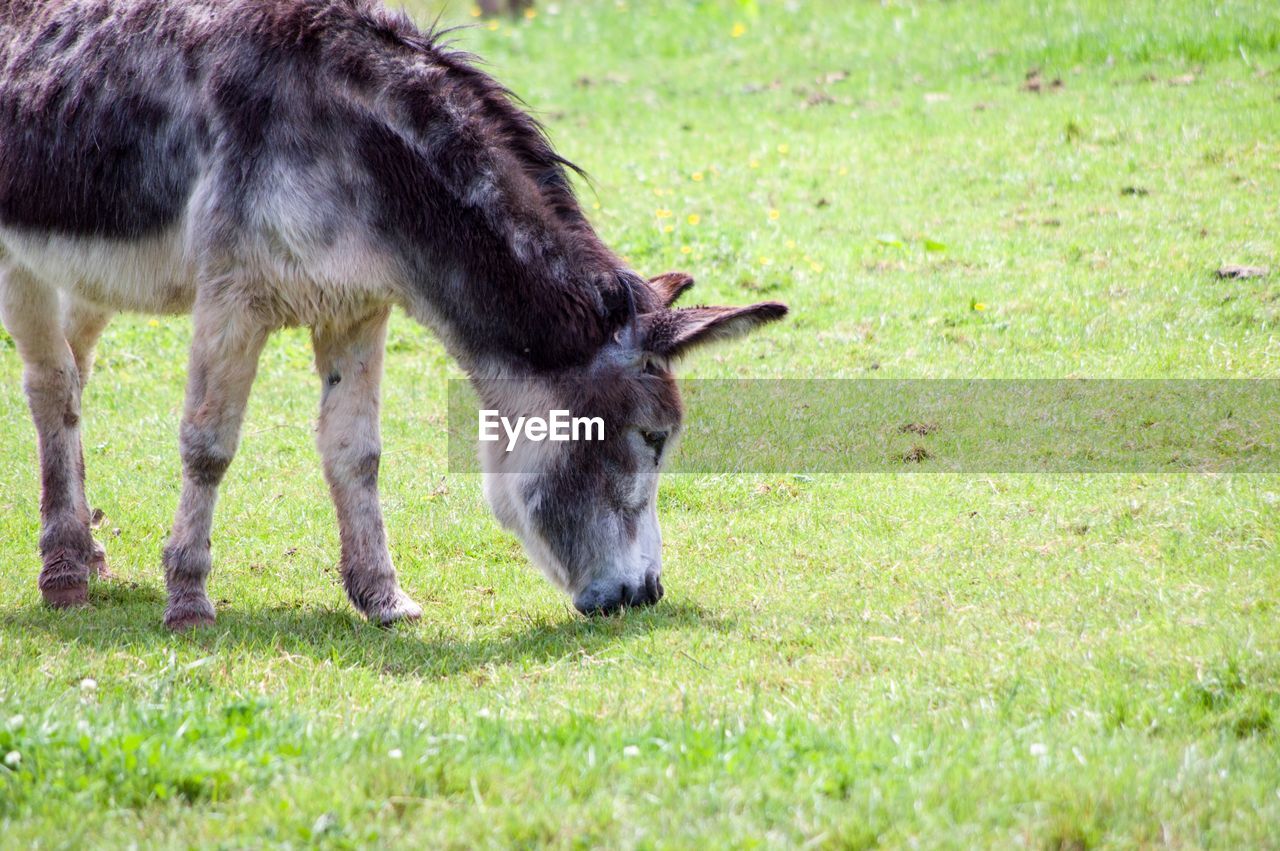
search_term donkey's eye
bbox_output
[639,429,668,455]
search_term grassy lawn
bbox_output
[3,0,1279,846]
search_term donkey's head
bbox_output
[480,272,786,615]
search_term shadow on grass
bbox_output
[1,578,731,680]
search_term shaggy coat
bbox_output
[0,0,784,626]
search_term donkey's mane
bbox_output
[251,0,588,227]
[360,3,589,230]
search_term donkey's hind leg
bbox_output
[311,308,422,625]
[162,288,270,630]
[63,298,114,578]
[0,267,95,606]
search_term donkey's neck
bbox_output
[400,235,628,379]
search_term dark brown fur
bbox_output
[0,0,786,624]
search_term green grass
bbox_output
[2,0,1279,846]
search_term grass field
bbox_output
[3,0,1280,847]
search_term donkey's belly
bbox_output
[0,225,197,314]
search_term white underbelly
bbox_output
[0,195,408,326]
[0,224,196,314]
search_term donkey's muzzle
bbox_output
[574,570,664,616]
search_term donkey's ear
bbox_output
[646,302,788,360]
[648,272,695,307]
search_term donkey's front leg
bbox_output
[0,269,95,606]
[162,293,270,630]
[311,308,422,625]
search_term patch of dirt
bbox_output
[574,73,630,88]
[1021,69,1063,93]
[1121,186,1149,196]
[865,260,907,273]
[803,89,838,107]
[738,277,782,294]
[901,445,932,463]
[1013,215,1063,228]
[1216,265,1269,280]
[899,422,939,436]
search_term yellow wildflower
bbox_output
[524,7,537,18]
[731,22,746,38]
[749,159,760,169]
[663,224,674,234]
[777,143,790,155]
[691,171,704,182]
[655,208,672,219]
[768,209,780,221]
[681,246,693,255]
[687,214,701,225]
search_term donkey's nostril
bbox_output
[643,571,662,605]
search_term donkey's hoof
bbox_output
[164,599,216,632]
[165,610,216,632]
[39,549,91,608]
[41,583,89,608]
[369,592,423,626]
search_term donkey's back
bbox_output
[0,0,419,322]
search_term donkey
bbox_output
[0,0,785,629]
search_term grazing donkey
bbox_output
[0,0,785,628]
